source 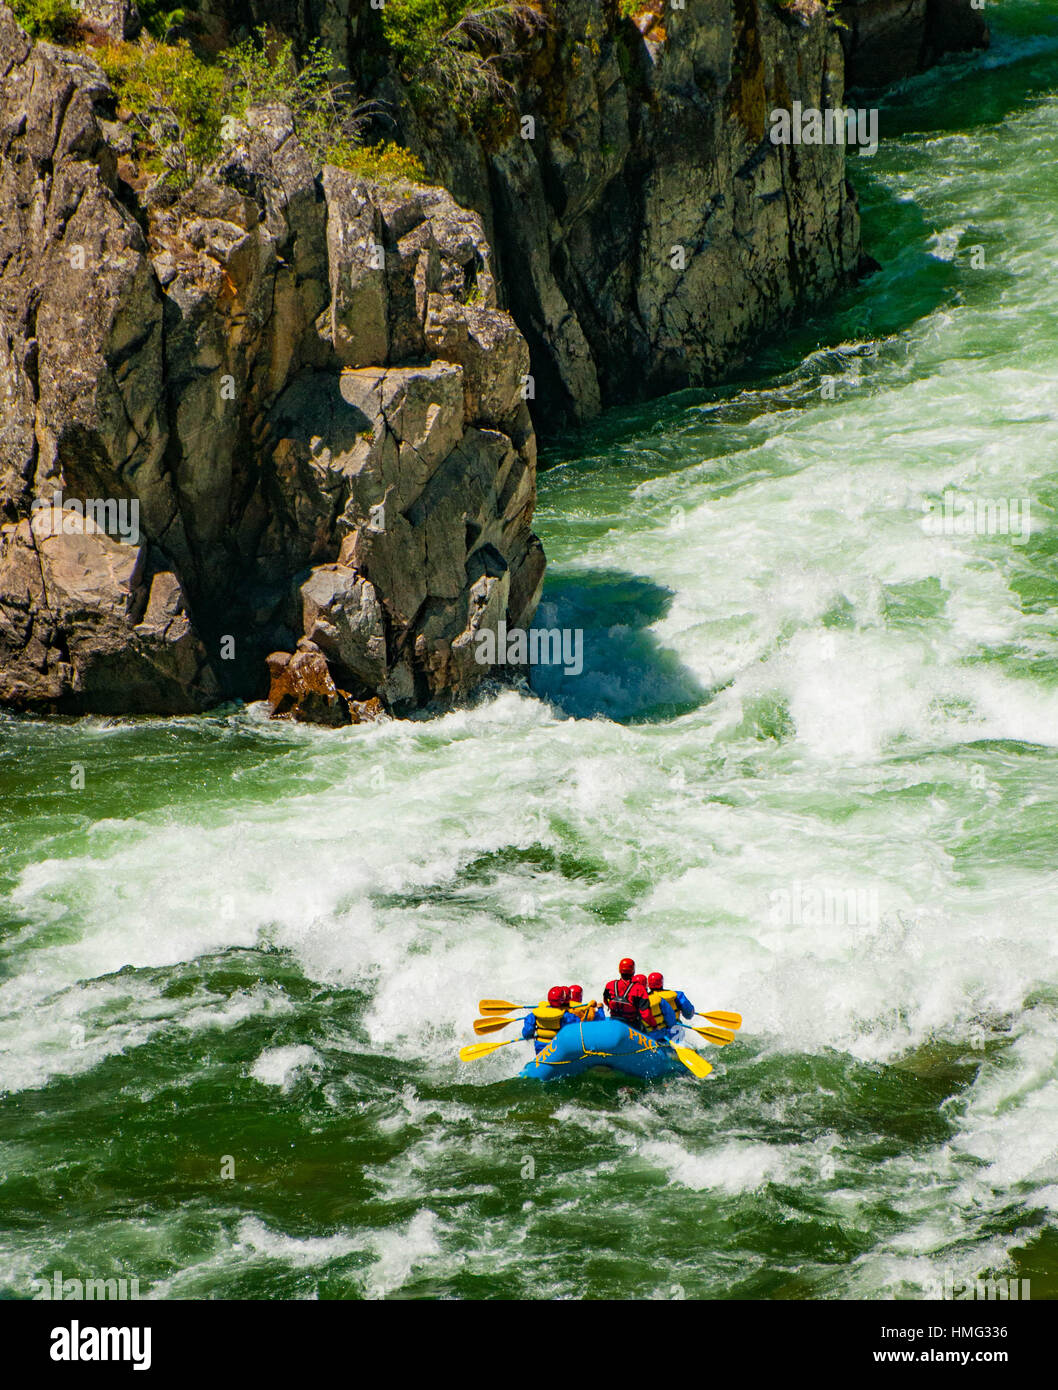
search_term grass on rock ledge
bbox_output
[93,29,426,190]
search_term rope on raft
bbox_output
[531,1021,670,1066]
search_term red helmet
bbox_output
[548,985,570,1006]
[568,985,583,1002]
[633,974,647,986]
[647,972,663,990]
[619,957,635,977]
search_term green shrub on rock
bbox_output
[136,0,187,42]
[221,29,376,171]
[11,0,80,42]
[381,0,545,116]
[98,27,414,193]
[327,139,427,185]
[98,38,225,187]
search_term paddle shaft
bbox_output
[459,1036,524,1061]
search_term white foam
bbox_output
[248,1045,321,1091]
[635,1138,794,1194]
[230,1215,360,1267]
[358,1210,443,1299]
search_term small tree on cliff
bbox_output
[381,1,547,118]
[10,0,80,42]
[221,29,380,171]
[100,39,226,187]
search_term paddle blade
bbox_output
[671,1045,713,1079]
[478,999,525,1014]
[459,1037,518,1062]
[691,1026,735,1046]
[473,1015,518,1035]
[700,1010,742,1030]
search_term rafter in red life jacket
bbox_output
[604,974,652,1029]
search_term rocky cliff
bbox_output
[0,0,990,717]
[181,0,867,431]
[179,0,987,431]
[0,8,542,715]
[386,0,866,430]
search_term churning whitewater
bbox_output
[3,2,1058,1301]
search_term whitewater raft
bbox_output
[518,1019,685,1081]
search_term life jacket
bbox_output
[648,988,682,1030]
[531,1002,570,1042]
[606,977,647,1026]
[568,1000,595,1021]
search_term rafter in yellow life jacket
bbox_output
[648,988,681,1030]
[530,1002,570,1042]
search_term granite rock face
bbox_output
[185,0,986,432]
[78,0,141,42]
[266,639,386,725]
[0,9,543,715]
[376,0,866,430]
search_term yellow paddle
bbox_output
[698,1010,741,1029]
[459,1037,523,1062]
[473,1015,525,1035]
[475,1003,600,1035]
[687,1025,736,1046]
[670,1045,713,1078]
[478,998,529,1014]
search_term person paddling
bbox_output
[567,985,603,1021]
[645,972,695,1040]
[521,986,580,1053]
[603,958,654,1033]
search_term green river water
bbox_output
[3,2,1058,1301]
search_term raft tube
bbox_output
[518,1019,685,1082]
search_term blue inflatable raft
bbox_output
[518,1019,685,1082]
